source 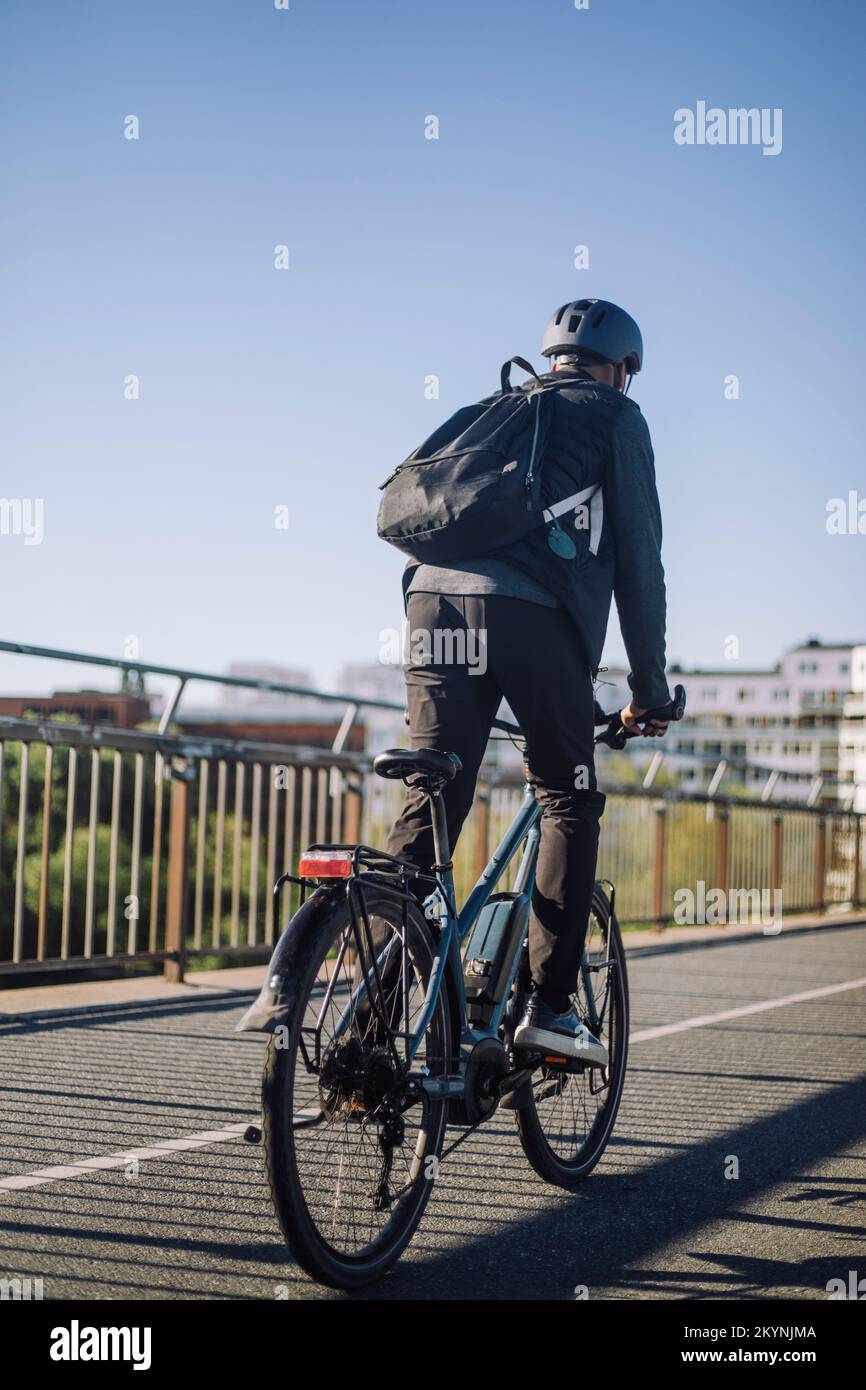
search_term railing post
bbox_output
[854,816,863,909]
[814,815,827,914]
[474,785,491,882]
[164,755,193,982]
[715,806,729,896]
[652,803,668,929]
[342,773,364,843]
[37,743,54,961]
[771,814,783,898]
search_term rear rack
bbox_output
[283,842,454,1075]
[280,841,448,902]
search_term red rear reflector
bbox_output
[298,851,354,879]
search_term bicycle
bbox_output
[237,685,686,1289]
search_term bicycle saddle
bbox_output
[373,747,462,784]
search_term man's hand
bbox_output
[621,702,670,738]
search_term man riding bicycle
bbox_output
[386,298,671,1064]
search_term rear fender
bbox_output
[235,880,463,1059]
[234,886,344,1034]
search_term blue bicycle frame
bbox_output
[406,784,541,1073]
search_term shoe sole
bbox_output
[514,1023,609,1067]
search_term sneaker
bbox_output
[514,991,609,1067]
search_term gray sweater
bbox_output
[406,556,557,607]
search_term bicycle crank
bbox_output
[459,1037,508,1126]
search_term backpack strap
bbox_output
[500,356,543,393]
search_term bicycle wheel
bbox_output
[261,884,451,1288]
[512,884,628,1186]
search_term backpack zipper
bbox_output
[524,391,544,508]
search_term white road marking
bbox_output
[3,975,865,1194]
[630,975,866,1043]
[0,1123,249,1192]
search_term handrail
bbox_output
[0,715,369,770]
[0,639,405,712]
[0,637,405,747]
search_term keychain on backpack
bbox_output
[546,516,577,559]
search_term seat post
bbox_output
[428,795,450,878]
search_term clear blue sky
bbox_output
[2,0,864,700]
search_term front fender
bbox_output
[234,885,343,1034]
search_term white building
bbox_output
[601,639,864,807]
[840,645,866,812]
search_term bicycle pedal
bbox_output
[540,1054,585,1075]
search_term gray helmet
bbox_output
[541,298,643,373]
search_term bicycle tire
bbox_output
[261,885,451,1288]
[513,884,629,1187]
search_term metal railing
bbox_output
[0,716,372,975]
[1,640,864,979]
[1,715,863,978]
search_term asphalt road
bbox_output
[2,919,865,1301]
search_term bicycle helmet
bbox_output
[541,298,643,374]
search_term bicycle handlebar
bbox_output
[490,715,523,737]
[593,682,687,750]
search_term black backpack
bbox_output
[377,357,568,565]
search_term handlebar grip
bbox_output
[640,683,687,726]
[594,683,687,750]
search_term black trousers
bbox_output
[386,593,606,1011]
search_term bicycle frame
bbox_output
[412,784,541,1066]
[237,784,544,1090]
[325,784,542,1075]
